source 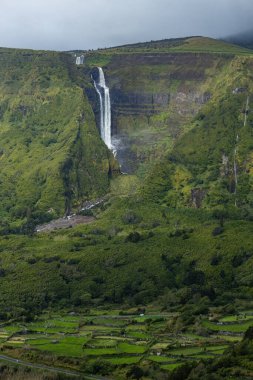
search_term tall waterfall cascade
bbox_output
[93,67,114,152]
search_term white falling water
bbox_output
[76,55,84,65]
[93,67,113,151]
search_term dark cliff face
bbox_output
[85,86,101,136]
[111,90,170,117]
[85,67,106,142]
[109,88,171,173]
[94,53,230,173]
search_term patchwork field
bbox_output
[0,309,252,377]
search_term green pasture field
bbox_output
[203,319,253,333]
[219,315,253,323]
[160,363,183,371]
[105,356,142,365]
[148,355,178,363]
[0,310,252,376]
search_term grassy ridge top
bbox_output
[84,37,253,66]
[170,36,253,54]
[84,37,253,68]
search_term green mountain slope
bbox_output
[182,327,253,379]
[83,37,253,176]
[0,37,252,378]
[143,55,253,216]
[0,49,118,230]
[0,37,251,316]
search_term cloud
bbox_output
[0,0,252,50]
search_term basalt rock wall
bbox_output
[97,53,231,173]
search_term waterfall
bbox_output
[93,67,113,151]
[76,55,84,65]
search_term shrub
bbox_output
[183,269,206,286]
[67,258,80,265]
[122,211,142,225]
[127,365,145,379]
[152,220,161,228]
[90,228,105,235]
[232,254,244,268]
[85,359,114,376]
[79,209,93,216]
[27,257,39,265]
[169,362,196,380]
[211,254,222,266]
[125,231,141,243]
[0,269,5,277]
[212,226,224,236]
[244,326,253,340]
[43,256,60,263]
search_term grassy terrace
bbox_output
[0,310,252,377]
[202,318,253,333]
[84,37,253,67]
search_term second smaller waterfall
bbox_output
[93,67,112,151]
[76,55,84,65]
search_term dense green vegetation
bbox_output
[143,55,253,214]
[0,48,118,231]
[0,37,252,378]
[0,192,252,322]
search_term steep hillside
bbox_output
[144,55,253,216]
[0,48,118,230]
[84,37,252,174]
[1,197,253,318]
[0,37,253,378]
[0,38,251,315]
[183,327,253,379]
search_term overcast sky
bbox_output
[0,0,252,51]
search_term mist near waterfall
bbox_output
[0,0,252,50]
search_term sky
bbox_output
[0,0,252,51]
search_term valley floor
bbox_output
[0,308,252,379]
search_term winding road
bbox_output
[0,353,110,380]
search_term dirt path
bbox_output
[36,215,95,233]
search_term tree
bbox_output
[212,206,228,227]
[127,366,145,379]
